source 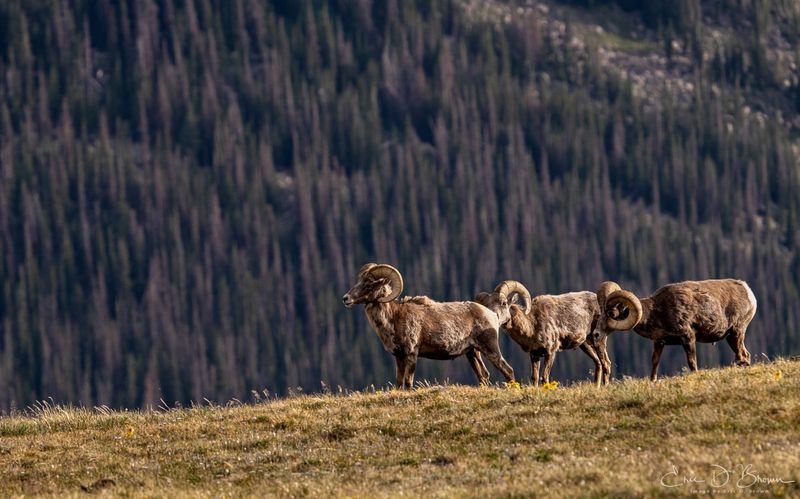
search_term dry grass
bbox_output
[1,359,799,497]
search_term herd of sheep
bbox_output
[342,263,757,388]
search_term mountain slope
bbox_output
[1,359,798,496]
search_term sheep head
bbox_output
[342,263,403,307]
[475,280,531,326]
[591,281,643,344]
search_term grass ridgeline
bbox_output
[1,359,798,497]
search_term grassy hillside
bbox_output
[1,359,798,497]
[2,0,800,409]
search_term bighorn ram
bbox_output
[590,279,756,381]
[475,281,612,387]
[342,263,516,389]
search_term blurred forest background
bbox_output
[1,0,799,410]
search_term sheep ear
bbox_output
[373,278,391,295]
[509,293,520,305]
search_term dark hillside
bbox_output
[0,0,798,409]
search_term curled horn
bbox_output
[494,280,531,314]
[358,263,377,275]
[368,264,403,302]
[605,289,643,331]
[596,281,621,310]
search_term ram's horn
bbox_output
[494,280,531,314]
[596,281,621,309]
[605,290,643,331]
[368,264,403,302]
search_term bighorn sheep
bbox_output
[475,281,612,387]
[590,279,756,381]
[342,263,515,389]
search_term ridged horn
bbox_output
[368,264,403,303]
[596,281,621,309]
[358,263,377,275]
[494,280,531,314]
[605,289,642,331]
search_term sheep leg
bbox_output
[580,343,602,387]
[725,328,751,366]
[540,351,556,385]
[394,355,409,389]
[681,336,698,372]
[651,341,665,381]
[476,330,515,382]
[529,353,541,387]
[596,337,612,385]
[466,350,490,385]
[484,350,515,382]
[403,354,418,389]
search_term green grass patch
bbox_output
[0,359,797,496]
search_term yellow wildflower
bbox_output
[506,380,522,390]
[775,370,782,381]
[542,381,559,391]
[125,425,135,438]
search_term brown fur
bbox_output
[591,279,757,381]
[343,264,515,388]
[476,290,612,387]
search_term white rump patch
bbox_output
[740,281,758,320]
[742,282,757,315]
